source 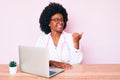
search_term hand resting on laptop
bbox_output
[49,60,72,70]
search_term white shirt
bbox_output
[35,31,83,64]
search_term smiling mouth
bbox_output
[57,24,64,29]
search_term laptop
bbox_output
[19,45,64,78]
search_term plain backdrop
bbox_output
[0,0,120,64]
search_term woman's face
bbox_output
[49,13,64,33]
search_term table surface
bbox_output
[0,64,120,80]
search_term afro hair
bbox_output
[39,2,68,34]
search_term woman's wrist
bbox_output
[74,42,79,49]
[49,60,56,67]
[49,60,61,67]
[74,48,80,53]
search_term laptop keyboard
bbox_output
[49,71,56,75]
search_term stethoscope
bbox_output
[45,32,71,62]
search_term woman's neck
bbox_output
[51,31,61,37]
[51,31,62,47]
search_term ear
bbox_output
[49,23,51,27]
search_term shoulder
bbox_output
[35,33,50,47]
[38,33,50,39]
[63,31,72,37]
[63,31,73,42]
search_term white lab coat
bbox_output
[35,31,83,64]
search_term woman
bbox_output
[36,2,83,69]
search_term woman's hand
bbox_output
[72,32,83,49]
[49,60,72,70]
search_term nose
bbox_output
[59,21,62,23]
[57,23,64,28]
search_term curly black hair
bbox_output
[39,2,68,34]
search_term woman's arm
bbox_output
[69,32,83,64]
[49,60,72,70]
